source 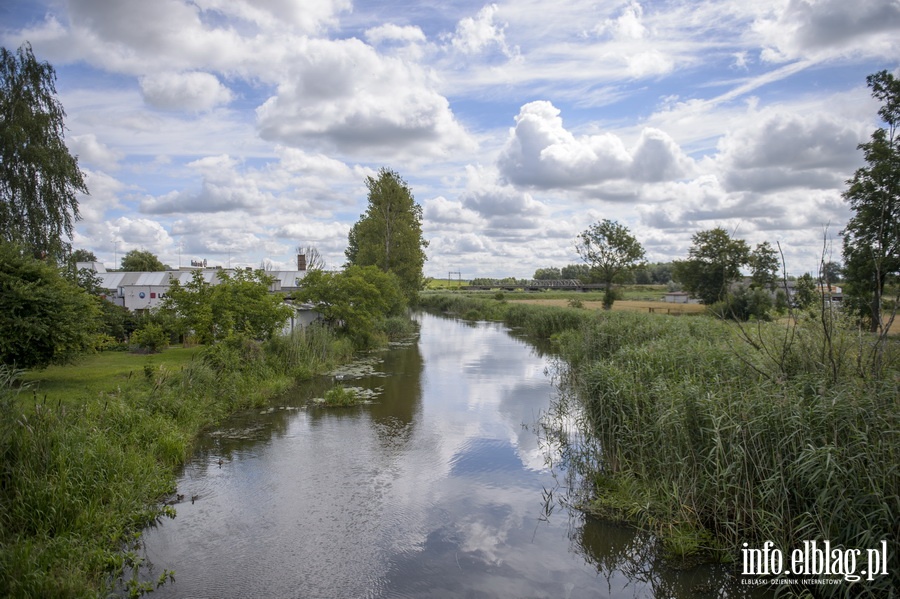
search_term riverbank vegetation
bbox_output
[0,323,356,598]
[419,292,899,597]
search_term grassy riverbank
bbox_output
[420,293,899,597]
[0,325,355,598]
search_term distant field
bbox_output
[508,298,707,314]
[425,278,469,290]
[424,283,669,300]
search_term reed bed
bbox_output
[558,313,898,598]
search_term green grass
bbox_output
[21,346,203,406]
[425,278,469,290]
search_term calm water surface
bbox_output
[140,313,757,598]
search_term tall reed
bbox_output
[553,312,898,598]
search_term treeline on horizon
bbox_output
[468,260,843,286]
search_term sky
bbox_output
[2,0,899,279]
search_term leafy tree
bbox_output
[70,248,97,263]
[673,227,750,304]
[130,322,168,353]
[793,273,818,310]
[346,168,428,304]
[121,249,168,272]
[560,263,593,282]
[297,265,405,347]
[841,70,900,332]
[0,242,98,368]
[820,261,843,285]
[95,300,135,344]
[749,241,780,290]
[0,43,86,262]
[575,219,645,309]
[635,262,674,285]
[163,271,213,343]
[650,262,674,284]
[60,248,136,345]
[162,269,291,344]
[710,285,773,321]
[533,267,561,280]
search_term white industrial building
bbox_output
[77,262,308,313]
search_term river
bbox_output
[139,312,759,598]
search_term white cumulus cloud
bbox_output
[447,4,513,56]
[255,37,474,158]
[140,71,233,111]
[498,101,691,189]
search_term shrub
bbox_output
[130,323,169,353]
[322,385,359,406]
[380,316,419,340]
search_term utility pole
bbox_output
[449,271,462,289]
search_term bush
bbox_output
[130,323,169,353]
[707,287,773,321]
[0,242,99,368]
[322,385,360,406]
[380,316,419,340]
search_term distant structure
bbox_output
[77,254,311,314]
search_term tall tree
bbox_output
[820,261,843,285]
[575,219,645,309]
[346,168,428,304]
[533,267,561,280]
[70,248,97,263]
[121,249,168,271]
[673,227,750,305]
[748,241,780,291]
[0,43,87,262]
[560,263,593,282]
[841,70,900,333]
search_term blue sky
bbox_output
[3,0,899,277]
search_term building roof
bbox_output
[96,269,306,291]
